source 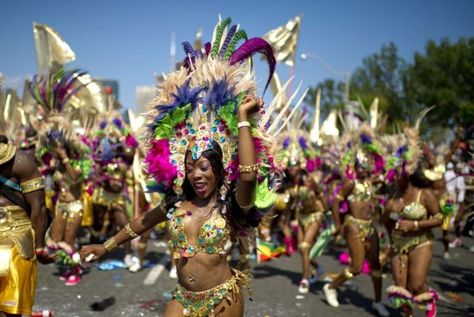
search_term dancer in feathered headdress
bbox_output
[30,67,93,286]
[382,111,443,317]
[80,16,281,316]
[323,123,390,316]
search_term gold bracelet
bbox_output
[335,194,344,201]
[62,157,70,164]
[414,220,419,230]
[21,177,45,193]
[125,223,138,238]
[103,237,118,253]
[240,254,251,262]
[238,163,259,173]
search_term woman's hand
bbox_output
[394,220,416,233]
[79,244,107,263]
[239,96,263,119]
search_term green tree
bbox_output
[349,42,407,128]
[403,37,474,128]
[304,79,345,120]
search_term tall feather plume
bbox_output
[229,38,276,94]
[211,17,231,58]
[223,30,248,61]
[28,68,89,114]
[218,24,238,58]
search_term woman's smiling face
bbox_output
[185,153,217,199]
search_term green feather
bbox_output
[223,30,248,61]
[217,93,245,135]
[211,17,232,58]
[255,178,277,209]
[154,104,192,139]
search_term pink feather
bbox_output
[144,139,177,186]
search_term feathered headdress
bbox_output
[28,67,89,114]
[144,17,279,208]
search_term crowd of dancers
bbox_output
[1,16,473,317]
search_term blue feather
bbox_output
[202,79,236,111]
[219,25,237,58]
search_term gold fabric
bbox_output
[20,177,45,194]
[55,200,83,223]
[0,144,16,165]
[391,233,432,255]
[173,269,250,317]
[0,245,37,315]
[0,205,35,260]
[298,212,324,231]
[262,16,301,67]
[81,191,94,227]
[345,215,375,241]
[93,187,126,209]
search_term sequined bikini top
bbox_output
[347,180,373,202]
[169,204,231,259]
[401,190,427,221]
[289,186,325,213]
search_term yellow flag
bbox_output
[263,16,301,67]
[33,22,76,73]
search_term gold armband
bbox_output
[335,194,344,201]
[21,177,45,193]
[238,164,259,173]
[240,254,251,262]
[103,237,118,252]
[125,223,138,238]
[62,157,70,164]
[343,267,354,279]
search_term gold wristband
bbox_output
[238,163,259,173]
[414,220,419,230]
[21,177,45,193]
[125,223,138,238]
[240,254,250,262]
[103,237,118,253]
[62,157,70,164]
[335,194,344,201]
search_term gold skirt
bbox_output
[55,200,84,223]
[0,245,37,315]
[298,212,324,231]
[173,269,250,317]
[92,187,126,209]
[345,215,375,241]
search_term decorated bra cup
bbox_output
[168,202,232,259]
[400,191,427,221]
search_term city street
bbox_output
[33,231,474,317]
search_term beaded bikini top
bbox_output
[347,180,374,202]
[168,203,231,259]
[401,190,427,221]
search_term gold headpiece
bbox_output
[0,144,16,165]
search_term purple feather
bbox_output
[360,133,372,144]
[229,37,276,94]
[182,42,194,55]
[282,137,290,149]
[298,136,308,150]
[219,25,238,58]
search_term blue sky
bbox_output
[1,0,473,111]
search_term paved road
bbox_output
[33,232,474,317]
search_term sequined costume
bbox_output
[0,145,45,315]
[345,180,377,241]
[391,191,432,255]
[289,186,325,231]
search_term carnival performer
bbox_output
[80,17,280,317]
[91,115,141,272]
[277,118,326,294]
[29,68,93,286]
[384,128,443,317]
[323,127,389,317]
[0,142,54,316]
